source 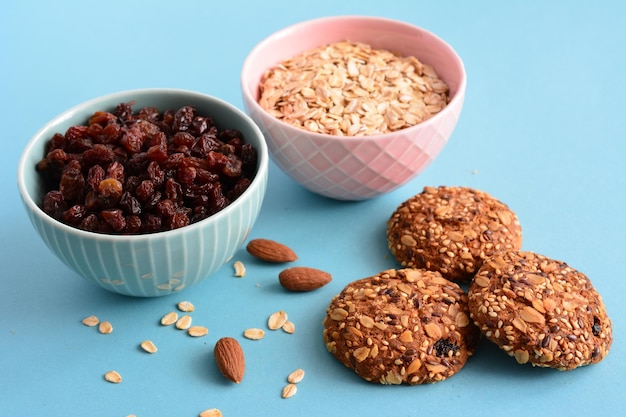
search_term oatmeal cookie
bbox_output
[468,250,612,370]
[323,268,480,385]
[387,186,522,282]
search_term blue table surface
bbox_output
[2,1,624,416]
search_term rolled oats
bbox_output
[243,328,265,340]
[268,310,288,330]
[177,301,195,312]
[175,315,192,330]
[281,383,298,399]
[140,340,158,353]
[233,260,246,277]
[281,320,296,334]
[161,311,179,326]
[259,41,449,136]
[188,326,209,337]
[199,409,222,417]
[104,370,122,384]
[287,368,305,384]
[81,315,99,327]
[98,321,113,334]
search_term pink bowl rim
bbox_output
[241,15,467,142]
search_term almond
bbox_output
[278,266,332,291]
[246,239,298,263]
[213,337,245,383]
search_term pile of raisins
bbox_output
[36,102,258,235]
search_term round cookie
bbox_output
[323,268,480,385]
[387,186,523,283]
[468,250,612,370]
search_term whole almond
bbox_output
[246,239,298,263]
[278,266,332,291]
[214,337,245,383]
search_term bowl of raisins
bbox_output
[17,88,268,297]
[241,16,466,200]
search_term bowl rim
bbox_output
[241,15,467,142]
[17,87,269,242]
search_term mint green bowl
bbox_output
[17,89,268,297]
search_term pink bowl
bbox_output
[241,16,466,200]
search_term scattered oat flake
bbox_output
[243,328,265,340]
[199,408,222,417]
[98,321,113,334]
[177,301,195,312]
[188,326,209,337]
[281,383,297,399]
[233,260,246,277]
[161,311,178,326]
[104,370,122,384]
[268,310,288,330]
[287,368,305,384]
[282,320,296,334]
[140,340,158,353]
[82,315,99,327]
[176,314,192,330]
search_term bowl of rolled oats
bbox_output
[241,16,466,200]
[17,88,268,297]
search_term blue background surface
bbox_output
[1,1,624,416]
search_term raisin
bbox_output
[141,213,162,233]
[191,115,212,136]
[126,151,150,175]
[222,154,242,177]
[114,101,135,122]
[433,338,460,358]
[82,144,115,167]
[59,160,85,202]
[125,215,142,234]
[62,205,87,225]
[43,190,67,219]
[47,133,67,152]
[137,106,160,123]
[172,106,195,132]
[86,165,105,191]
[98,178,123,199]
[147,161,164,187]
[592,316,602,337]
[120,128,144,153]
[173,131,195,148]
[227,178,251,200]
[147,143,168,163]
[169,210,190,230]
[79,214,100,232]
[164,178,183,205]
[100,209,126,232]
[119,191,142,215]
[135,180,155,203]
[206,150,228,173]
[89,111,118,127]
[192,131,222,156]
[241,143,257,170]
[106,161,125,183]
[156,199,176,218]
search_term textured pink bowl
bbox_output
[241,16,466,200]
